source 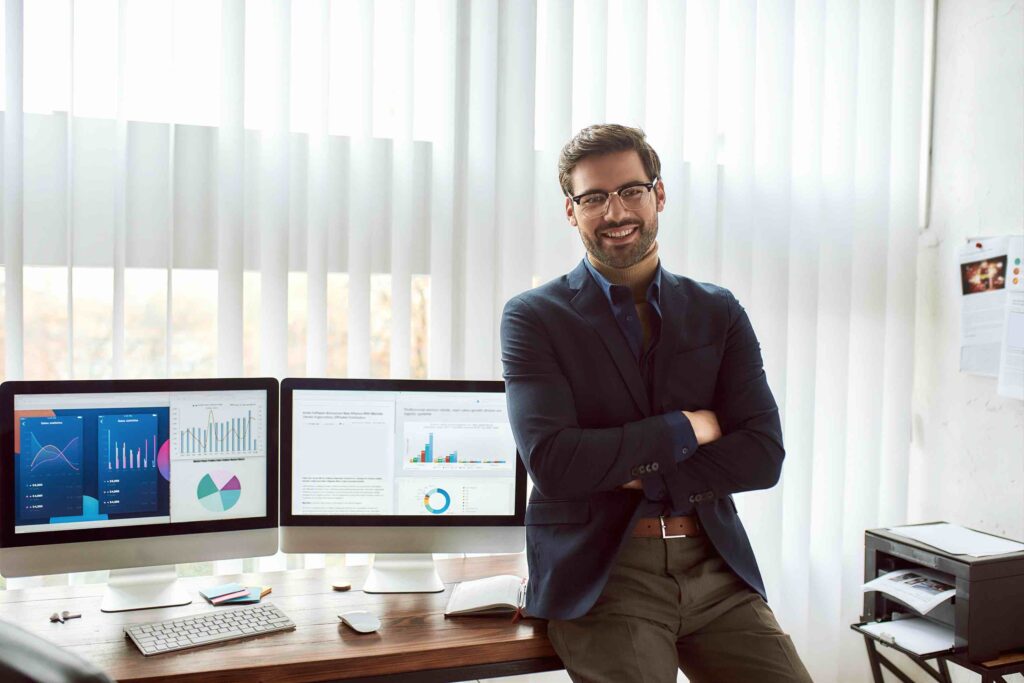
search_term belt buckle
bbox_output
[659,515,690,539]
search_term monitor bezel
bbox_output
[0,377,279,548]
[281,377,527,527]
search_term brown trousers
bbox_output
[546,535,812,683]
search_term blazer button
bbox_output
[652,462,659,472]
[682,447,689,455]
[688,495,696,503]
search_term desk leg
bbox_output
[865,637,886,683]
[863,636,947,683]
[937,658,953,683]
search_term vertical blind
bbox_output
[1,1,926,680]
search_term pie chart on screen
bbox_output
[197,471,241,513]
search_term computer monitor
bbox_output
[280,378,526,593]
[0,378,279,612]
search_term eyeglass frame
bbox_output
[568,177,660,217]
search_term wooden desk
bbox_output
[0,555,562,682]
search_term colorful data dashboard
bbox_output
[290,390,517,517]
[13,390,267,534]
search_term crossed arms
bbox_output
[500,291,784,505]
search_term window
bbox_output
[370,274,391,378]
[72,268,113,380]
[24,267,70,381]
[327,273,349,377]
[169,270,217,378]
[124,269,168,379]
[411,274,429,379]
[288,272,308,377]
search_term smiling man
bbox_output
[500,124,811,682]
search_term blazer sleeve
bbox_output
[500,295,679,500]
[663,292,785,504]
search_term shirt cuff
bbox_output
[663,411,699,465]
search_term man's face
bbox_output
[564,149,665,269]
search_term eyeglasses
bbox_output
[570,178,658,219]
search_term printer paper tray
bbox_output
[852,617,962,659]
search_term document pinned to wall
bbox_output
[959,234,1024,398]
[959,237,1009,377]
[997,235,1024,399]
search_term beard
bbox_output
[579,213,659,269]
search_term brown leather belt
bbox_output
[632,514,701,539]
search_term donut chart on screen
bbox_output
[423,487,451,514]
[197,470,242,513]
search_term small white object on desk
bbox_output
[338,611,381,633]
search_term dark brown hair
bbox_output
[558,124,662,197]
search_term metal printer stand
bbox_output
[852,623,1024,683]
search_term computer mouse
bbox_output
[338,610,381,634]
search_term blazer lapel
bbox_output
[651,270,692,407]
[567,262,651,416]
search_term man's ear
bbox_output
[655,179,666,212]
[565,197,578,227]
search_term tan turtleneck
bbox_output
[588,242,660,350]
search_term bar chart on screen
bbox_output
[98,413,160,514]
[170,396,264,458]
[402,422,515,472]
[167,391,266,523]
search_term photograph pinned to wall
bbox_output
[960,255,1007,294]
[959,237,1009,376]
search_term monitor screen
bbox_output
[282,379,525,525]
[1,379,278,548]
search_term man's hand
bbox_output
[683,409,722,445]
[620,479,643,490]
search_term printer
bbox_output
[861,526,1024,663]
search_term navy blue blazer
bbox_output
[500,260,784,621]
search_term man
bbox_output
[500,124,811,682]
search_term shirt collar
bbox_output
[582,256,663,307]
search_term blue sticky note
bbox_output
[200,583,247,603]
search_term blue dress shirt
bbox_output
[582,258,698,514]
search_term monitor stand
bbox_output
[100,565,193,613]
[362,553,445,593]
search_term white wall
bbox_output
[911,0,1024,543]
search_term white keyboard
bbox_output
[125,602,295,656]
